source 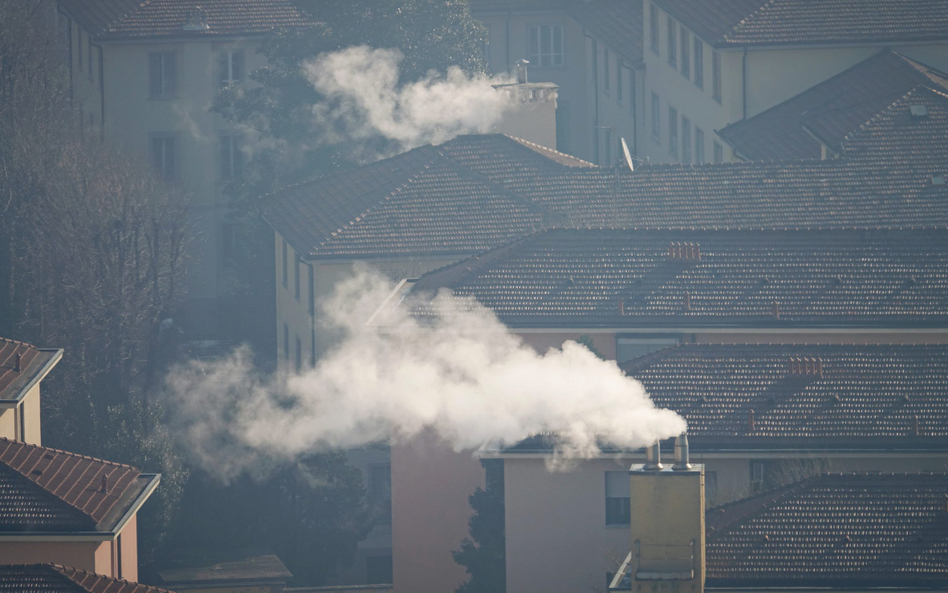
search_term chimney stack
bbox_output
[644,440,663,470]
[672,433,692,470]
[101,473,109,493]
[515,59,529,84]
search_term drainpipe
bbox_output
[505,10,511,71]
[741,47,748,120]
[589,35,601,164]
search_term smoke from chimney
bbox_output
[165,267,686,482]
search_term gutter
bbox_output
[0,348,63,407]
[477,449,948,459]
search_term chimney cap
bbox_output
[515,59,530,84]
[672,433,692,470]
[643,439,663,470]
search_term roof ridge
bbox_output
[311,150,442,256]
[722,0,779,41]
[504,135,598,168]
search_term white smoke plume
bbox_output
[303,46,517,154]
[166,268,686,482]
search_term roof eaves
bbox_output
[0,348,63,406]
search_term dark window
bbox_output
[295,335,302,372]
[651,92,660,141]
[310,328,317,366]
[528,24,564,67]
[679,24,689,78]
[220,135,244,180]
[149,52,177,98]
[617,65,625,103]
[693,36,704,88]
[294,255,301,301]
[681,116,691,164]
[649,3,659,53]
[603,49,610,93]
[666,17,676,67]
[695,127,705,164]
[281,240,288,287]
[712,50,722,103]
[307,264,315,316]
[556,101,570,153]
[370,464,392,525]
[668,106,678,158]
[150,136,176,180]
[366,555,393,584]
[219,49,244,87]
[283,323,289,362]
[605,471,631,525]
[713,140,724,163]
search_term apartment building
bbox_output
[640,0,948,164]
[55,0,313,338]
[0,338,62,445]
[471,0,643,163]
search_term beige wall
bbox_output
[390,434,484,593]
[0,383,43,445]
[0,541,100,574]
[120,515,139,581]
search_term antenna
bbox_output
[621,137,634,172]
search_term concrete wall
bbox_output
[120,515,139,581]
[0,541,100,574]
[390,434,484,593]
[0,383,43,445]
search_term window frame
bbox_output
[693,36,704,89]
[148,51,177,99]
[603,48,611,94]
[527,23,565,68]
[294,254,301,301]
[681,115,691,164]
[219,133,244,181]
[283,323,290,363]
[650,92,661,142]
[712,50,722,103]
[668,105,678,158]
[218,48,245,88]
[679,24,690,79]
[295,335,302,372]
[695,126,705,164]
[649,3,660,54]
[281,239,288,288]
[666,16,677,67]
[713,140,724,163]
[149,133,177,181]
[605,471,631,526]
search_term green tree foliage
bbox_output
[454,462,506,593]
[576,334,607,361]
[0,0,189,572]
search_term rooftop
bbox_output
[705,473,948,587]
[266,88,948,260]
[656,0,948,47]
[0,338,62,404]
[408,228,948,329]
[0,438,158,533]
[58,0,314,41]
[569,0,644,65]
[0,564,178,593]
[718,50,948,160]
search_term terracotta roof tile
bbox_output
[0,339,41,401]
[657,0,948,47]
[706,473,948,587]
[409,228,948,329]
[0,564,178,593]
[618,343,948,449]
[58,0,314,40]
[0,439,141,530]
[718,50,948,160]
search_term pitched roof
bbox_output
[0,564,178,593]
[408,228,948,329]
[57,0,314,40]
[706,473,948,587]
[0,438,154,532]
[0,338,62,404]
[267,89,948,260]
[657,0,948,47]
[618,343,948,450]
[718,50,948,160]
[569,0,643,65]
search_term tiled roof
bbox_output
[0,564,178,593]
[0,438,144,531]
[0,338,61,404]
[706,473,948,587]
[569,0,643,65]
[718,50,948,160]
[267,88,948,259]
[408,228,948,329]
[58,0,314,40]
[657,0,948,47]
[618,344,948,449]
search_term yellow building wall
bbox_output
[0,541,100,574]
[0,383,43,445]
[120,514,139,582]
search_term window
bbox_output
[695,127,705,164]
[666,16,677,67]
[219,49,244,87]
[220,134,244,180]
[668,106,678,158]
[528,24,564,67]
[712,50,722,103]
[681,116,691,163]
[307,264,314,316]
[366,555,393,584]
[693,36,704,88]
[619,66,629,104]
[679,24,689,79]
[751,461,765,493]
[294,255,301,301]
[602,128,613,166]
[295,335,302,372]
[603,49,610,93]
[649,3,659,54]
[150,136,176,180]
[310,329,317,366]
[281,239,288,287]
[650,92,660,141]
[616,336,679,363]
[605,472,631,525]
[149,51,177,98]
[283,323,289,362]
[370,464,393,525]
[629,71,636,115]
[713,140,724,163]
